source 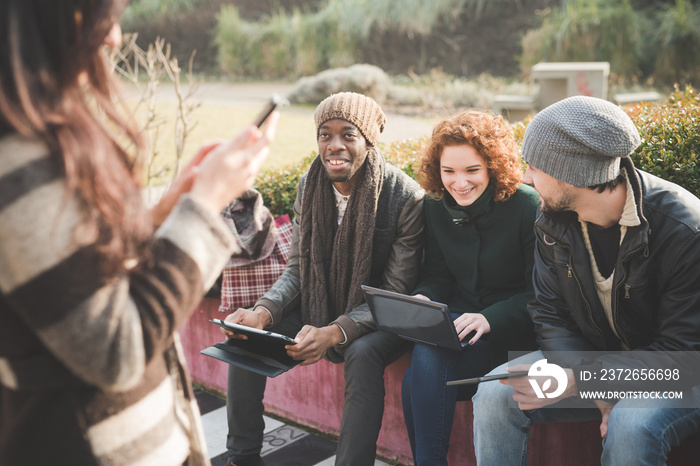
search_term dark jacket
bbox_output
[414,184,539,367]
[530,158,700,384]
[256,163,425,349]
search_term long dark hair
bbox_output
[0,0,151,273]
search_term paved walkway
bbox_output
[196,389,392,466]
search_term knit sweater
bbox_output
[413,184,539,366]
[0,134,237,466]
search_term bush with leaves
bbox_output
[214,0,542,79]
[652,0,700,89]
[521,0,700,87]
[381,138,429,181]
[521,0,643,78]
[624,85,700,197]
[215,6,356,79]
[255,154,315,219]
[121,0,221,70]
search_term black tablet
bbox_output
[446,370,529,385]
[361,285,466,351]
[204,319,300,377]
[209,319,296,345]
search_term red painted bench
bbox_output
[181,298,699,465]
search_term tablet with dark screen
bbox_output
[209,319,296,345]
[361,285,467,351]
[201,320,299,377]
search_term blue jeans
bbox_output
[402,324,490,466]
[472,350,700,466]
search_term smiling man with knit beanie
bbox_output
[222,92,425,466]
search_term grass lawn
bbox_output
[129,100,318,186]
[182,103,318,168]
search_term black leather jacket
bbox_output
[529,159,700,379]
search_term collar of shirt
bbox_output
[332,184,350,225]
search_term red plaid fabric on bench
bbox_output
[219,214,293,313]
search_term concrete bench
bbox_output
[491,95,536,122]
[492,62,611,122]
[530,61,610,109]
[614,91,663,106]
[182,298,700,465]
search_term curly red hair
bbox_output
[418,110,523,202]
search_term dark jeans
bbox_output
[402,320,490,466]
[226,310,408,465]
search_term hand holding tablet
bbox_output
[202,320,300,377]
[209,319,296,345]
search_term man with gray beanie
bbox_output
[472,96,700,465]
[221,92,424,466]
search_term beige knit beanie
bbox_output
[314,92,386,146]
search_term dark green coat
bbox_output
[413,183,539,367]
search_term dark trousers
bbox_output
[226,311,408,465]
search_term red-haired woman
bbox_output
[0,1,277,465]
[402,111,538,465]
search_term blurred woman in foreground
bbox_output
[0,1,277,465]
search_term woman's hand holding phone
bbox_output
[151,140,222,226]
[189,110,279,214]
[252,94,288,128]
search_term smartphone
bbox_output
[446,370,530,386]
[252,93,289,128]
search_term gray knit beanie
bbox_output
[522,96,641,188]
[314,92,386,146]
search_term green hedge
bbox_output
[256,153,315,219]
[258,86,699,219]
[624,85,700,198]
